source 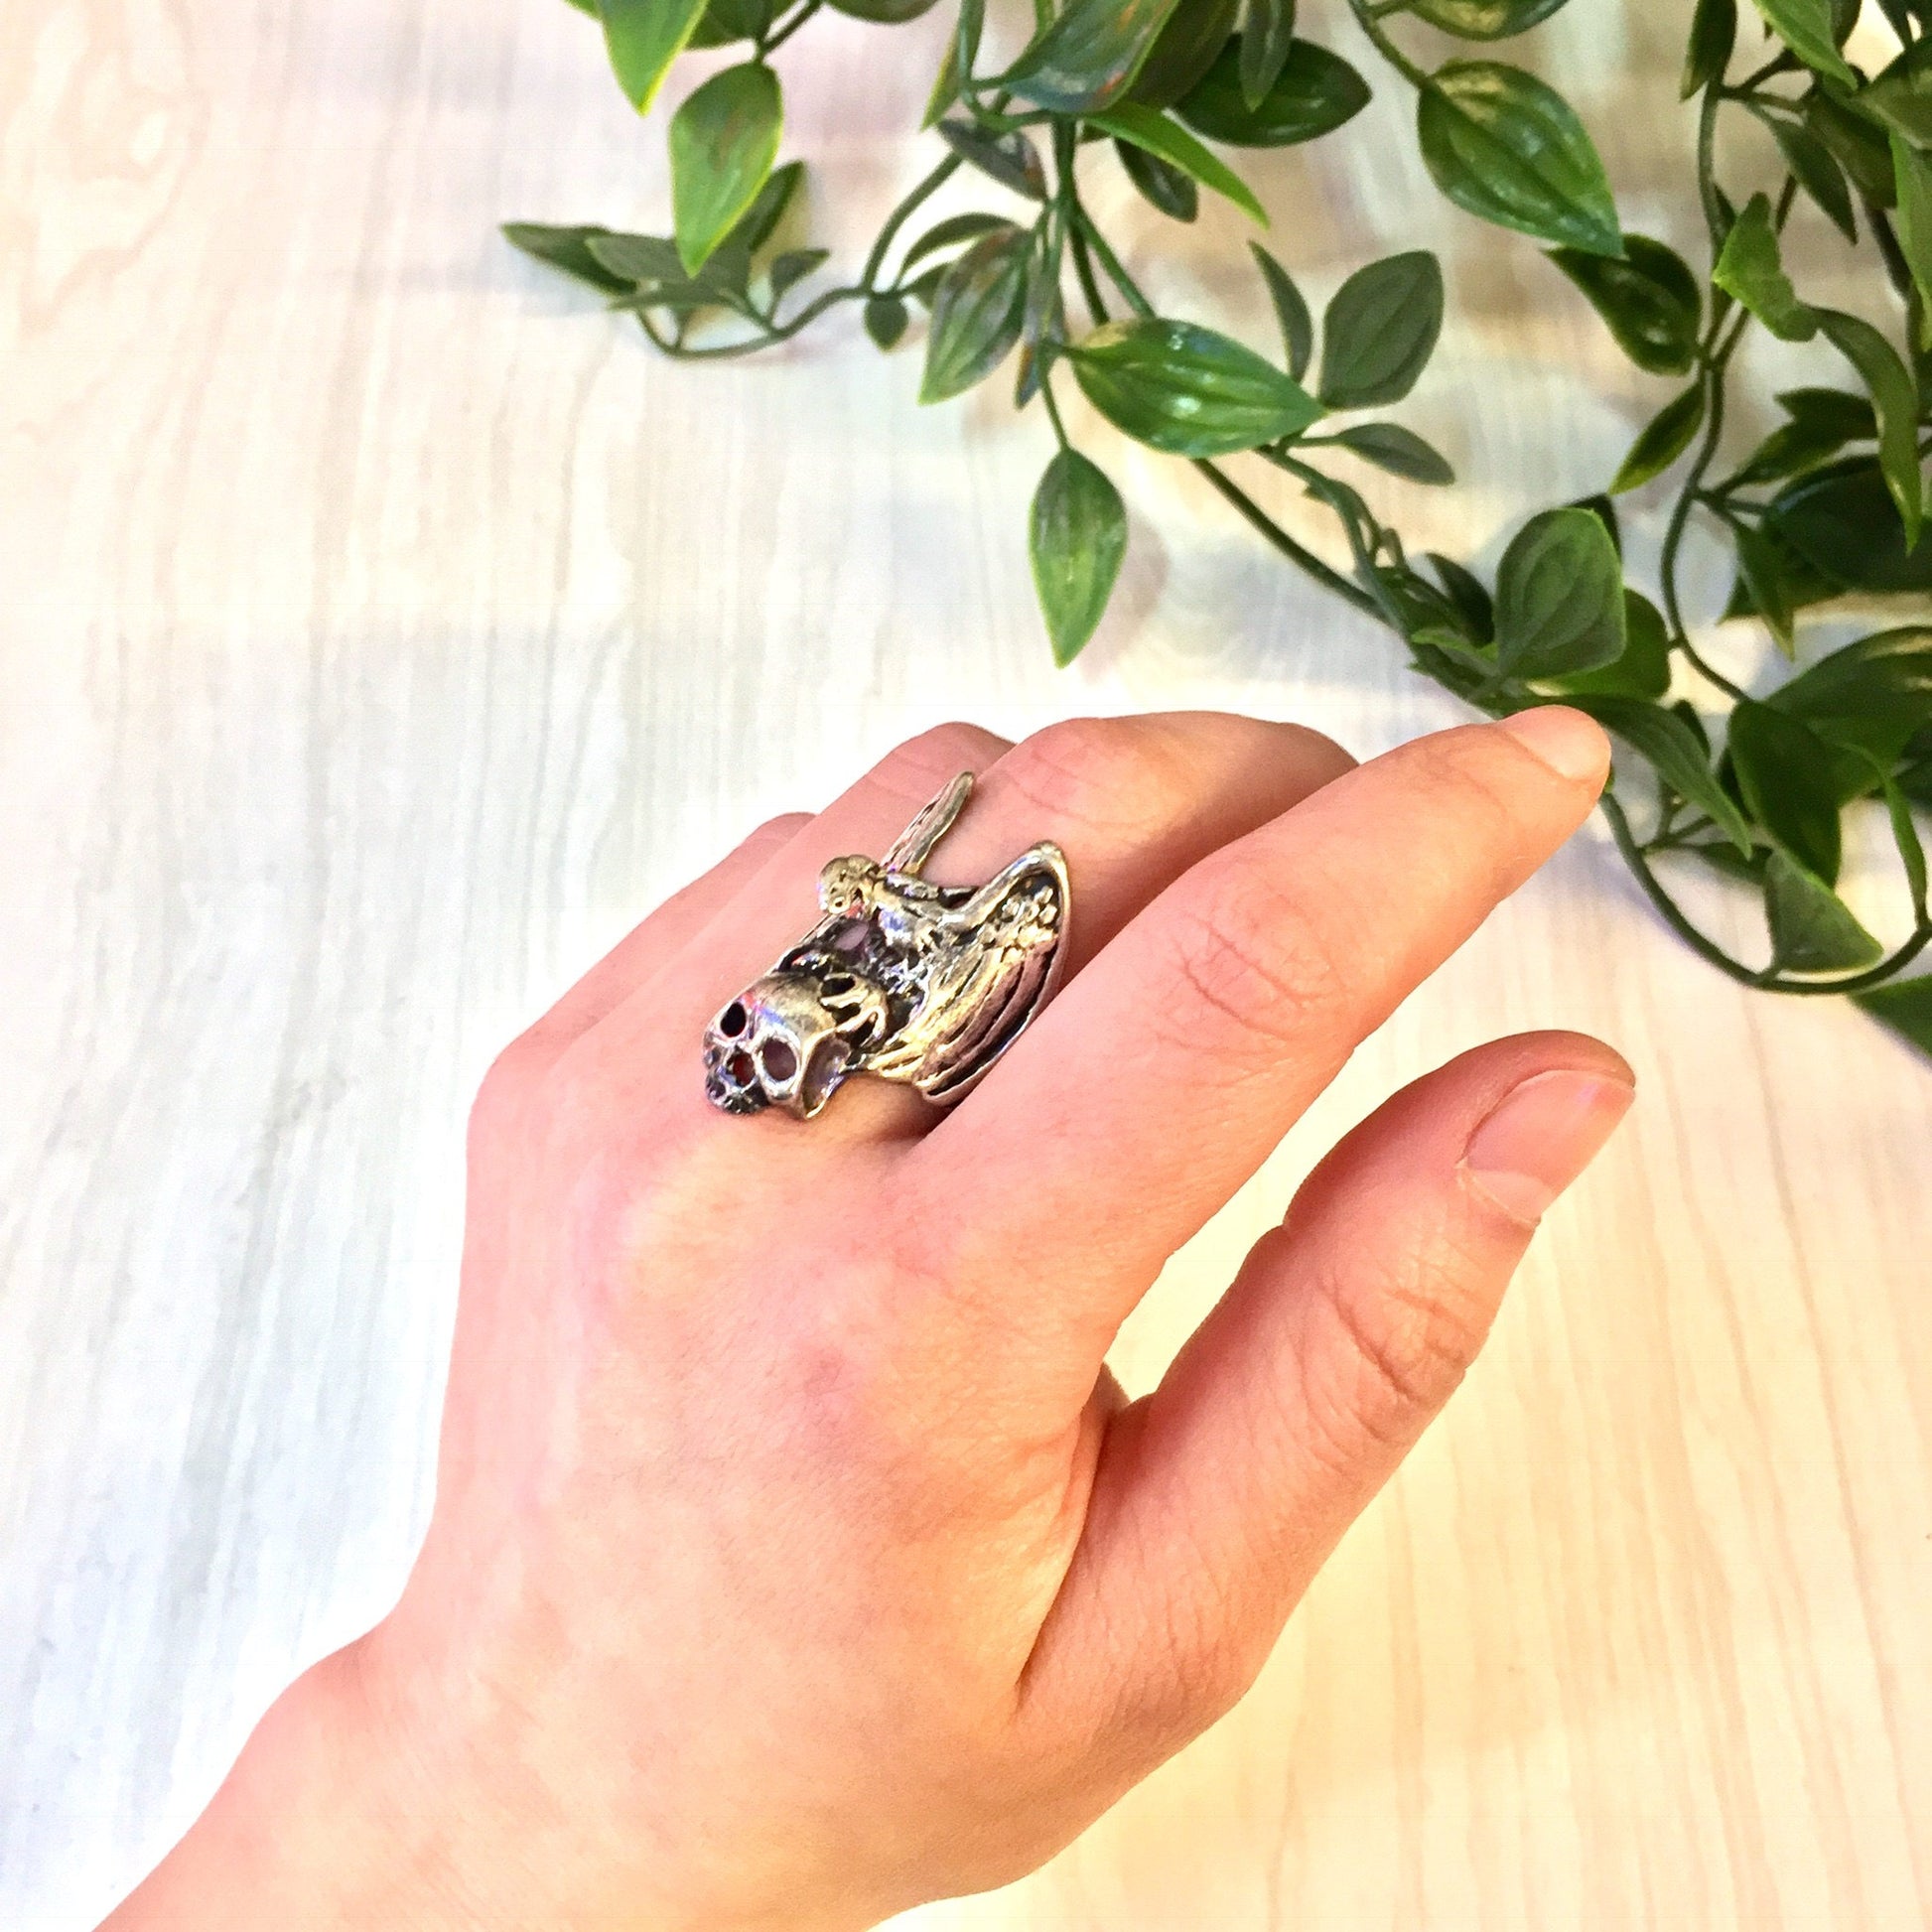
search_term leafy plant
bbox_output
[508,0,1932,1057]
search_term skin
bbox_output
[107,708,1634,1932]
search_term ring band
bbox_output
[704,773,1070,1119]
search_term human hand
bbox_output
[109,709,1632,1931]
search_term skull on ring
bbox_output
[702,968,891,1118]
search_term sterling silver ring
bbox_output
[703,772,1070,1119]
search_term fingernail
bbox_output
[1495,707,1611,785]
[1460,1068,1635,1225]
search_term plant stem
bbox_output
[1344,0,1431,88]
[1071,209,1154,318]
[862,153,963,290]
[1192,462,1384,618]
[1068,226,1110,325]
[1696,79,1725,251]
[1599,792,1777,986]
[759,0,822,56]
[1602,793,1932,994]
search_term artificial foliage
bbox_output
[507,0,1932,1055]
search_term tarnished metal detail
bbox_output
[703,773,1069,1119]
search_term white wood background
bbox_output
[5,0,1931,1923]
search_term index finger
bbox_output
[910,707,1611,1388]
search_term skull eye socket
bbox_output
[759,1039,799,1084]
[819,973,855,998]
[803,1036,847,1112]
[833,923,866,953]
[718,1001,749,1038]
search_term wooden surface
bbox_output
[4,0,1931,1923]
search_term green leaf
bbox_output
[1129,0,1240,106]
[1571,490,1621,557]
[1002,0,1185,113]
[1549,234,1701,375]
[687,0,774,48]
[670,63,782,274]
[1174,38,1370,146]
[1014,235,1062,407]
[1542,588,1671,699]
[1250,242,1312,381]
[1428,551,1495,639]
[1771,628,1932,736]
[901,212,1018,272]
[1316,252,1445,410]
[1682,0,1736,98]
[1748,0,1855,86]
[1858,36,1932,147]
[903,263,947,308]
[1069,317,1323,456]
[1729,401,1864,487]
[1238,0,1299,108]
[1853,974,1932,1057]
[1712,193,1816,342]
[1610,383,1706,494]
[767,247,830,300]
[1572,696,1755,853]
[865,294,909,348]
[936,120,1048,201]
[1492,506,1625,680]
[1737,522,1800,656]
[1815,311,1924,549]
[1883,774,1929,913]
[825,0,940,19]
[1380,564,1478,644]
[1088,102,1269,222]
[1808,93,1897,207]
[1763,113,1856,242]
[1030,450,1130,664]
[600,0,711,112]
[919,226,1033,402]
[1116,138,1199,219]
[1767,626,1932,780]
[1728,696,1847,881]
[1762,458,1932,595]
[729,159,803,255]
[1329,422,1455,483]
[503,222,637,294]
[1418,63,1622,257]
[1890,135,1932,339]
[1408,0,1572,37]
[585,230,690,285]
[1779,386,1877,441]
[1763,851,1883,970]
[922,33,963,128]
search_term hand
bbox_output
[109,709,1632,1932]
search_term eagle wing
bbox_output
[863,843,1069,1103]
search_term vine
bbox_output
[509,0,1932,1056]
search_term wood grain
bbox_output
[3,0,1929,1923]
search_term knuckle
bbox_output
[876,721,1011,800]
[1274,720,1358,786]
[1110,1609,1262,1762]
[468,1029,554,1146]
[1403,729,1526,853]
[1303,1248,1490,1459]
[747,809,812,850]
[1157,862,1353,1058]
[997,716,1195,835]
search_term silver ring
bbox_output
[704,772,1070,1119]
